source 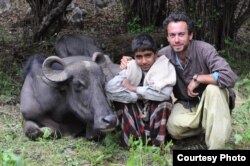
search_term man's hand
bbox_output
[187,79,199,97]
[122,79,137,92]
[120,56,133,70]
[187,74,217,97]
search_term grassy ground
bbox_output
[0,94,249,166]
[0,104,173,166]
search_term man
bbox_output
[121,12,238,149]
[106,33,176,146]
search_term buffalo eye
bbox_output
[73,80,87,91]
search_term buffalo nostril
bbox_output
[102,115,117,125]
[102,117,110,123]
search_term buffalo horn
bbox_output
[42,56,69,82]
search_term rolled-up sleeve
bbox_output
[136,86,173,101]
[105,70,138,103]
[205,47,238,88]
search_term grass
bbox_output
[0,66,249,165]
[0,51,22,105]
[0,105,174,166]
[229,98,250,149]
[1,92,250,165]
[0,52,249,166]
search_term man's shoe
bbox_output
[172,134,207,150]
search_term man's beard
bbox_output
[173,43,189,53]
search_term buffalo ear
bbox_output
[92,52,106,65]
[92,52,120,82]
[92,52,112,65]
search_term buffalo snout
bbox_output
[95,113,117,132]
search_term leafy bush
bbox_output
[127,16,154,34]
[236,73,250,99]
[219,38,250,76]
[0,27,16,44]
[0,59,22,104]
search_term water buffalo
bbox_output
[20,54,118,140]
[54,34,120,81]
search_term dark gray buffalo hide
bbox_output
[55,33,103,58]
[20,54,117,140]
[54,34,120,81]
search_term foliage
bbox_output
[236,73,250,98]
[218,38,250,76]
[120,0,166,27]
[127,16,154,34]
[0,59,22,104]
[0,105,174,165]
[0,27,16,44]
[0,80,250,165]
[126,136,173,166]
[183,0,250,50]
[25,0,72,41]
[219,38,248,59]
[230,72,250,149]
[0,27,22,104]
[231,99,250,148]
[0,150,24,166]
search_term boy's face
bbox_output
[134,50,157,71]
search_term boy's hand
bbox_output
[120,56,133,70]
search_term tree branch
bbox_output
[33,0,72,41]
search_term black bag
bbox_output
[228,88,236,113]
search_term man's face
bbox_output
[166,21,193,54]
[134,50,157,71]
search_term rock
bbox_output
[66,1,88,24]
[86,0,116,8]
[0,0,11,14]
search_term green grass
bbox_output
[0,105,174,166]
[0,58,22,104]
[0,75,249,165]
[0,26,17,44]
[0,53,249,166]
[1,94,249,166]
[229,98,250,149]
[126,137,173,166]
[0,106,125,165]
[236,73,250,98]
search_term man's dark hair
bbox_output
[162,12,194,35]
[131,33,157,54]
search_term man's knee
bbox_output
[204,84,229,99]
[167,120,181,139]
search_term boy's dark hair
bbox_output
[131,33,157,54]
[163,12,194,35]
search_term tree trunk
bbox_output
[183,0,250,50]
[26,0,72,42]
[120,0,167,27]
